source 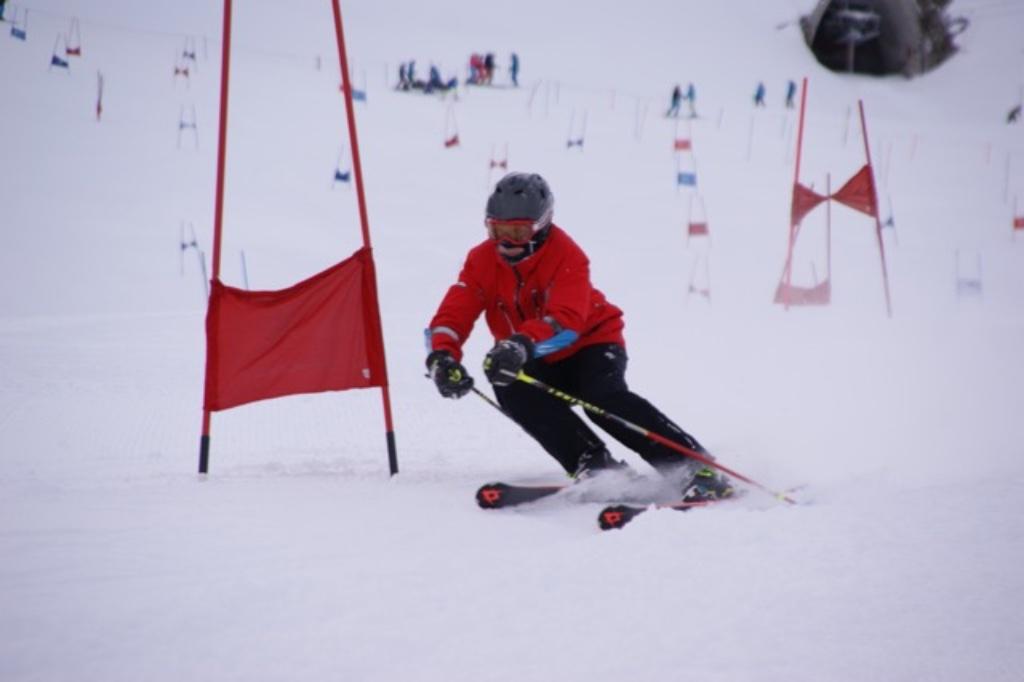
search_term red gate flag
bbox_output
[773,278,831,305]
[1014,216,1024,231]
[791,182,827,226]
[204,247,386,412]
[831,164,878,217]
[688,221,709,236]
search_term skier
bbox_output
[785,79,797,108]
[424,172,733,501]
[753,81,766,107]
[483,53,495,84]
[510,52,520,87]
[685,82,697,118]
[1008,104,1021,124]
[468,53,483,84]
[426,64,444,93]
[407,60,417,89]
[666,84,682,117]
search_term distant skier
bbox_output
[424,171,734,501]
[468,53,483,84]
[785,79,797,108]
[426,65,444,93]
[510,52,520,87]
[754,81,766,107]
[666,84,682,117]
[1008,104,1022,124]
[397,63,409,90]
[685,82,697,118]
[484,53,495,84]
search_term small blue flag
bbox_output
[677,172,697,187]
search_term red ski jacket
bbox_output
[427,225,625,363]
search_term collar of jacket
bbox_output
[497,224,553,265]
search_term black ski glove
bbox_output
[483,334,534,386]
[426,350,474,399]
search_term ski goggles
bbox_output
[485,218,538,244]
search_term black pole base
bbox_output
[198,434,210,474]
[386,430,398,476]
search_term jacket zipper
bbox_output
[496,299,516,333]
[511,267,527,321]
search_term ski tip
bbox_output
[476,482,509,509]
[475,481,566,509]
[598,504,646,531]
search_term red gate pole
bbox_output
[198,0,234,474]
[330,0,399,475]
[783,77,810,310]
[857,100,893,318]
[826,173,832,283]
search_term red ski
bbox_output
[475,482,567,509]
[598,496,735,530]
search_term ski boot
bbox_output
[681,466,735,503]
[572,446,630,482]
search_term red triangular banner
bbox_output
[204,247,386,412]
[791,182,828,226]
[773,278,831,306]
[688,284,710,299]
[832,164,877,217]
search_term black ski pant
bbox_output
[493,343,706,475]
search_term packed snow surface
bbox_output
[1,1,1023,680]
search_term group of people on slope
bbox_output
[665,83,697,118]
[754,80,798,108]
[396,60,458,94]
[397,52,521,94]
[666,79,799,116]
[467,52,519,87]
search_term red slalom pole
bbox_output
[783,77,810,311]
[510,370,798,505]
[330,0,399,475]
[198,0,234,474]
[857,100,893,318]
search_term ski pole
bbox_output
[471,385,509,415]
[423,371,510,417]
[505,369,797,505]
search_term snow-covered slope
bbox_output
[1,1,1023,680]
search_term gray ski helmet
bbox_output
[485,172,554,230]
